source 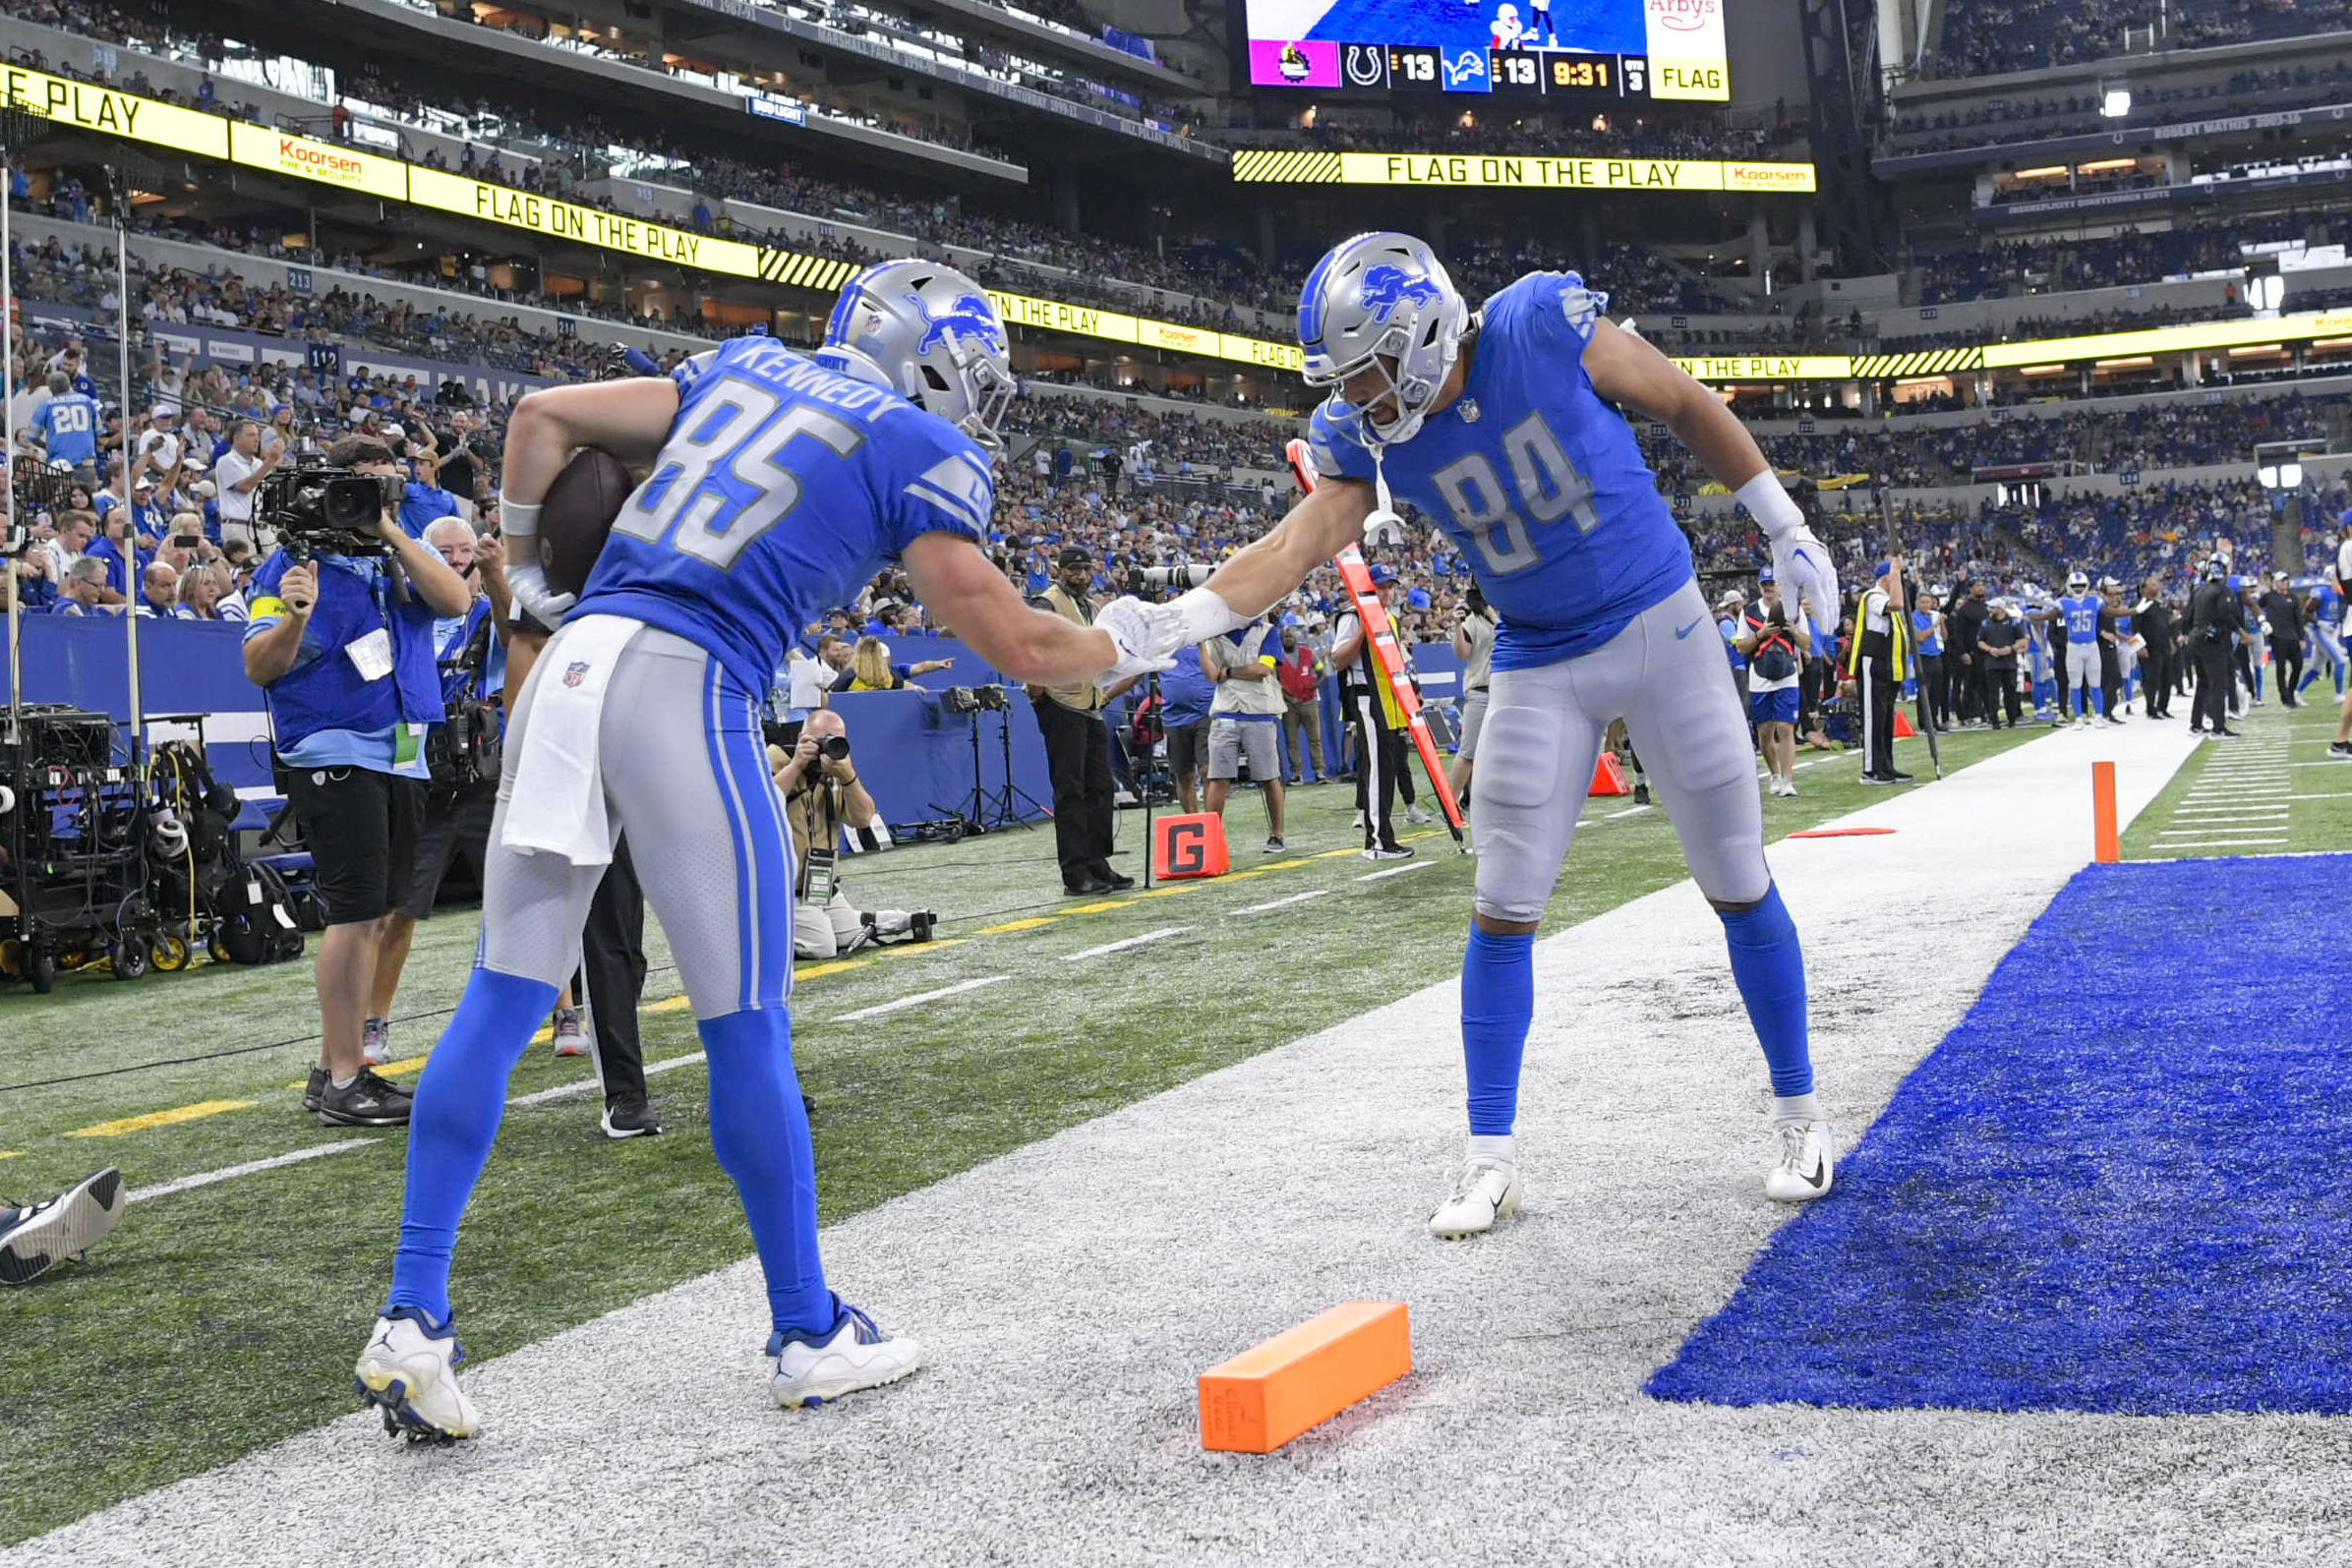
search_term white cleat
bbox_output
[1428,1156,1522,1240]
[355,1309,480,1442]
[771,1300,923,1408]
[1764,1118,1834,1203]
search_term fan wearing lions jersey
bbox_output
[1124,232,1841,1238]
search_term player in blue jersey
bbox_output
[352,261,1171,1439]
[2028,571,2106,728]
[1127,232,1842,1234]
[26,373,102,470]
[2017,585,2058,721]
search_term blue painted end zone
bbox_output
[1649,854,2352,1416]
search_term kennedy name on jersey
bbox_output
[693,337,904,426]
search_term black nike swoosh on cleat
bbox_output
[1801,1160,1827,1189]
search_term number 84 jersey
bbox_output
[1309,270,1694,674]
[574,334,994,693]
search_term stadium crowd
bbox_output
[1894,61,2352,149]
[1912,217,2311,307]
[1930,0,2352,79]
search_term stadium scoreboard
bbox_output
[1246,0,1730,102]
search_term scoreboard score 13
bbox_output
[1247,0,1729,102]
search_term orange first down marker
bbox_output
[1199,1301,1411,1453]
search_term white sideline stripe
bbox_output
[1604,804,1651,819]
[1063,928,1188,962]
[833,976,1008,1021]
[507,1051,709,1108]
[1356,860,1437,882]
[2158,830,2287,840]
[2161,838,2291,847]
[125,1140,373,1204]
[2288,788,2352,798]
[1235,890,1329,914]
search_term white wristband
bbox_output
[1173,585,1245,644]
[499,497,542,537]
[1735,471,1803,537]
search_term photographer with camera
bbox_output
[770,710,932,958]
[365,518,508,1066]
[242,436,471,1128]
[1735,571,1812,797]
[1447,584,1497,800]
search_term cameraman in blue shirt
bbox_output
[242,436,471,1129]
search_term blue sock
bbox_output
[1717,884,1813,1098]
[1461,923,1535,1136]
[700,1009,833,1337]
[386,967,557,1323]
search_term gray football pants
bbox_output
[482,621,795,1017]
[1469,577,1770,923]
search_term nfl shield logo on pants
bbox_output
[562,661,591,688]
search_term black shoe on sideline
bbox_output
[1888,770,1916,783]
[303,1067,327,1115]
[601,1095,663,1140]
[317,1069,412,1128]
[1632,784,1651,805]
[0,1168,124,1286]
[1064,875,1115,896]
[1099,871,1136,891]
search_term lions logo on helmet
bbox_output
[819,260,1018,451]
[1357,264,1443,324]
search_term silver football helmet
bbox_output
[1296,231,1469,450]
[2067,570,2090,591]
[818,260,1018,450]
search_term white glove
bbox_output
[504,556,576,628]
[1094,594,1178,682]
[1364,508,1408,551]
[1770,525,1840,632]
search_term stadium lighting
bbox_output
[2248,270,2285,313]
[2101,85,2132,117]
[2259,461,2303,490]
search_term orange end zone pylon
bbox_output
[2091,760,2119,863]
[1589,753,1631,796]
[1285,439,1463,845]
[1199,1301,1412,1453]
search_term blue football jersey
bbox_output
[1309,270,1691,673]
[31,391,100,466]
[572,337,994,692]
[2058,594,2102,640]
[2318,584,2344,623]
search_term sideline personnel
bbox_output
[1027,545,1141,894]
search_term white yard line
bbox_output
[1234,890,1330,915]
[833,976,1010,1022]
[1604,804,1653,819]
[124,1140,374,1204]
[1356,860,1439,882]
[2159,838,2291,848]
[1062,928,1189,962]
[508,1051,710,1108]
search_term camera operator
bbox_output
[367,518,507,1066]
[1447,583,1496,799]
[770,709,929,958]
[242,436,471,1128]
[1736,574,1811,796]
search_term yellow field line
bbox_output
[0,1150,21,1160]
[974,916,1058,934]
[66,1099,256,1137]
[1063,899,1136,913]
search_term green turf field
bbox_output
[0,724,2053,1543]
[2118,688,2352,859]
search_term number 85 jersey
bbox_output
[573,334,994,693]
[1309,270,1693,674]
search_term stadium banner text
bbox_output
[1230,148,1816,193]
[2,63,1303,376]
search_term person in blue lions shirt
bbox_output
[353,259,1173,1440]
[1123,231,1843,1237]
[243,436,471,1133]
[27,373,101,469]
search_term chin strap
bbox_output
[1372,452,1393,516]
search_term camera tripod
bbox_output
[929,687,1051,838]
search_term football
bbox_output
[536,446,634,596]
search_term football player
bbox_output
[352,262,1169,1438]
[1128,232,1838,1237]
[2027,571,2106,728]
